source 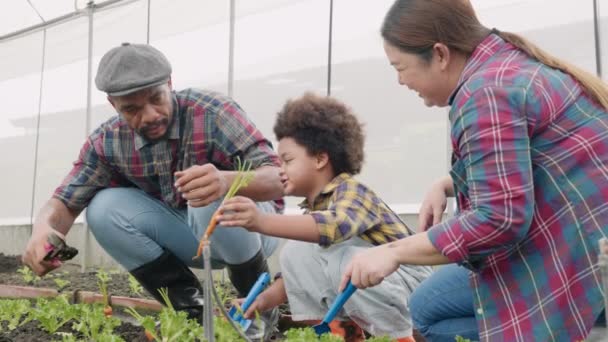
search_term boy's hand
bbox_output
[235,278,287,319]
[234,294,270,319]
[218,196,262,231]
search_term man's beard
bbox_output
[137,117,170,141]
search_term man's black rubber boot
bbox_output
[129,250,204,323]
[226,249,270,298]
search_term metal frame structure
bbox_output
[2,0,605,272]
[593,0,603,78]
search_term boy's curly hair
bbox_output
[274,92,365,175]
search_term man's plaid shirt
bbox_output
[54,89,282,212]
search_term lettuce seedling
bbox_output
[0,299,31,331]
[29,295,79,334]
[128,274,144,297]
[53,278,71,292]
[17,266,40,285]
[72,303,122,341]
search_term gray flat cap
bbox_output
[95,42,172,96]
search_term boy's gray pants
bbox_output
[280,237,433,338]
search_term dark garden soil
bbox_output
[0,253,152,299]
[0,319,288,342]
[0,319,148,342]
[0,253,293,340]
[0,254,407,341]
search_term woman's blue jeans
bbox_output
[410,264,606,341]
[409,264,479,342]
[85,188,279,271]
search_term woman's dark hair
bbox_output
[274,92,365,175]
[382,0,608,109]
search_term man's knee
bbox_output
[87,188,122,231]
[87,188,147,233]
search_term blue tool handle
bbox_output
[322,281,357,323]
[241,272,270,312]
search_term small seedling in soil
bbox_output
[0,299,31,331]
[96,269,113,317]
[283,327,344,341]
[56,332,78,342]
[455,336,473,342]
[29,295,79,334]
[17,265,40,285]
[128,274,144,297]
[72,303,123,341]
[126,288,203,342]
[53,278,71,292]
[124,306,157,341]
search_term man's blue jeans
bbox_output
[86,188,279,271]
[409,264,479,342]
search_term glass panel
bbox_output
[472,0,597,74]
[233,0,329,209]
[598,0,608,82]
[29,0,78,22]
[150,0,230,93]
[0,33,44,223]
[332,0,449,207]
[32,17,90,215]
[90,0,149,129]
[0,0,41,36]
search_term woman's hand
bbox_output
[418,176,453,232]
[217,196,262,231]
[339,244,401,290]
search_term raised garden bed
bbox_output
[0,253,408,341]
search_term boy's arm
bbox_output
[256,214,320,243]
[218,196,321,243]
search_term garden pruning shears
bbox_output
[43,232,78,262]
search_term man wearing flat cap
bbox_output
[22,43,283,339]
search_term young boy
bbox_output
[218,93,432,340]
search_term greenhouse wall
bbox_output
[0,0,606,268]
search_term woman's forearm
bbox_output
[386,232,451,266]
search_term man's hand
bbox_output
[217,196,262,231]
[175,164,228,207]
[22,226,64,276]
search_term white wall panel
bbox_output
[0,33,44,222]
[233,0,329,209]
[332,0,449,206]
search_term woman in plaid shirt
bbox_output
[341,0,608,341]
